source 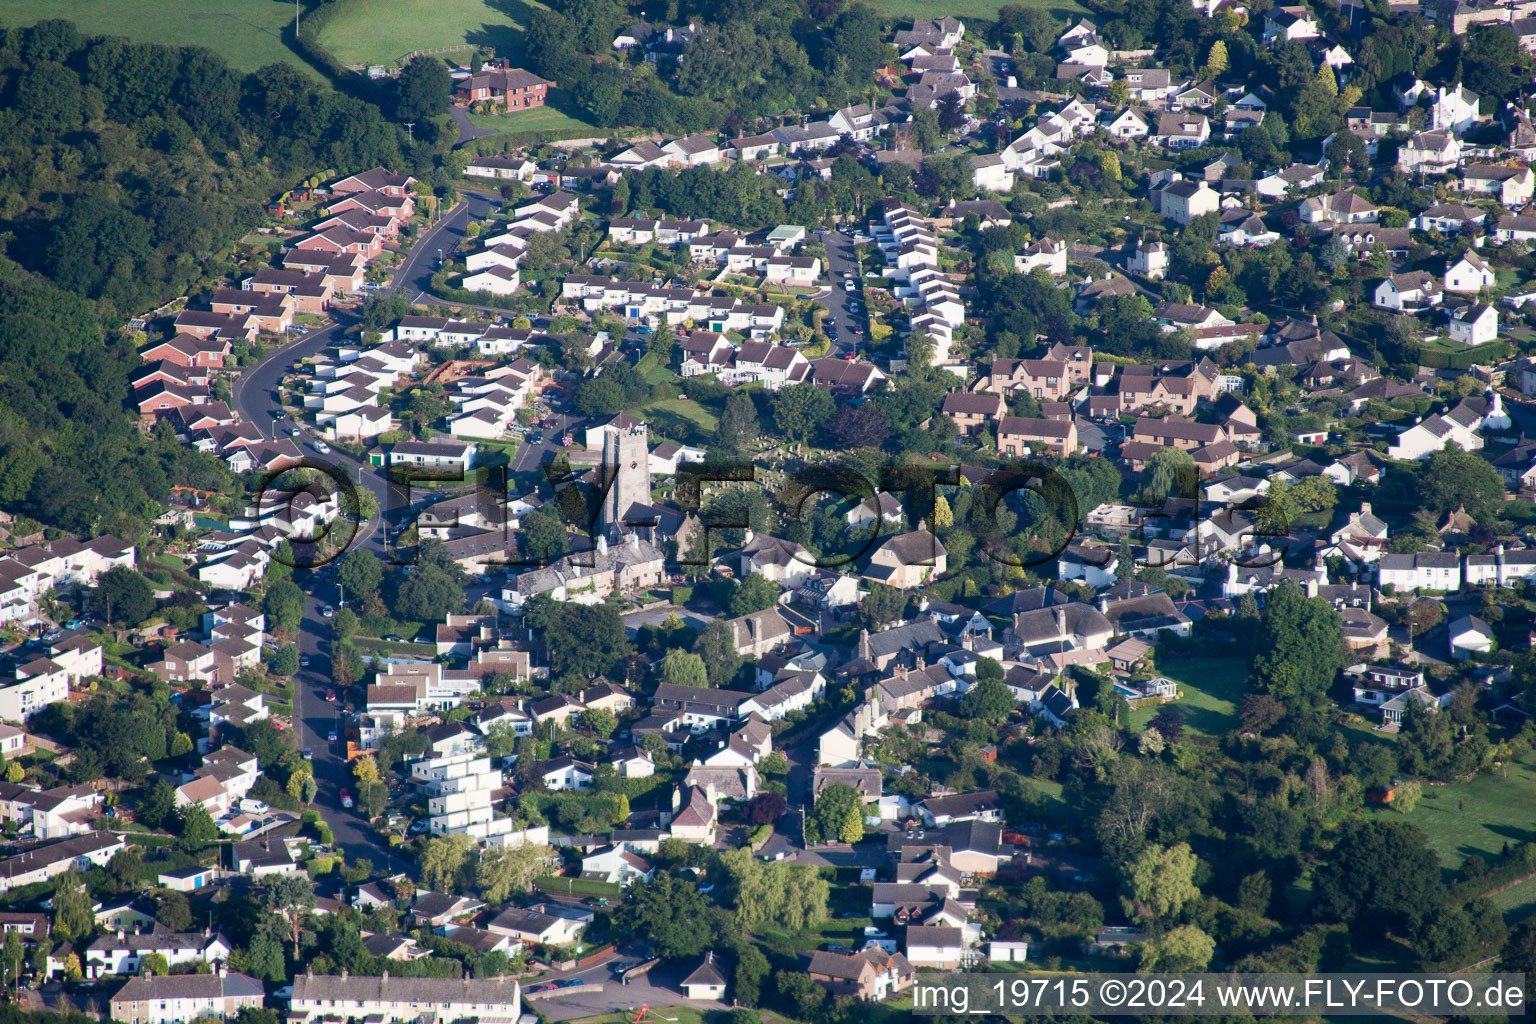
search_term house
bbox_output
[682,952,728,999]
[1388,397,1489,459]
[110,972,266,1024]
[1445,252,1496,293]
[579,845,654,886]
[997,416,1078,456]
[1128,240,1169,279]
[1154,112,1210,149]
[941,392,1005,436]
[1398,130,1463,175]
[1462,164,1536,206]
[904,925,969,968]
[1299,189,1378,224]
[808,948,915,1001]
[1447,303,1498,346]
[1014,236,1067,276]
[290,974,523,1024]
[1160,180,1220,225]
[1374,271,1443,311]
[87,931,232,978]
[1448,614,1496,660]
[454,64,553,111]
[866,530,947,589]
[486,903,591,945]
[1378,552,1462,592]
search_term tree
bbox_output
[579,707,618,737]
[541,601,631,680]
[4,762,21,784]
[746,791,789,825]
[339,550,384,611]
[95,566,154,628]
[263,579,305,633]
[771,384,834,444]
[960,676,1014,723]
[659,648,710,688]
[1247,581,1344,709]
[52,869,93,941]
[576,376,625,417]
[718,392,760,452]
[1139,448,1195,504]
[1122,842,1199,923]
[396,56,451,121]
[859,582,906,631]
[1394,779,1423,813]
[694,619,743,687]
[1202,40,1229,78]
[265,874,315,959]
[393,563,467,623]
[1314,818,1441,938]
[178,804,220,852]
[137,779,177,830]
[269,644,300,676]
[1415,443,1507,518]
[936,91,966,133]
[138,951,169,977]
[421,834,474,893]
[910,107,941,152]
[729,574,780,616]
[0,931,21,992]
[478,844,554,903]
[813,782,866,844]
[1141,924,1215,971]
[615,873,714,958]
[735,946,770,1007]
[107,847,143,891]
[719,848,829,930]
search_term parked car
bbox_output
[340,788,353,808]
[312,441,331,454]
[556,979,583,989]
[327,731,338,743]
[303,748,314,761]
[300,655,311,668]
[322,605,334,618]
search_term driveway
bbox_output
[451,107,498,147]
[531,960,729,1022]
[620,606,714,636]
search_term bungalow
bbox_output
[1374,271,1442,311]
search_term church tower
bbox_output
[600,418,651,535]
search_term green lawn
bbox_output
[867,0,1084,26]
[0,0,318,75]
[630,397,718,440]
[1126,655,1249,737]
[533,875,619,899]
[466,102,600,136]
[1367,750,1536,874]
[316,0,545,67]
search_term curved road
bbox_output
[229,195,494,874]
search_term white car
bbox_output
[322,605,335,618]
[844,282,856,293]
[313,441,331,454]
[239,799,270,816]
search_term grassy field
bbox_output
[0,0,317,75]
[1367,751,1536,873]
[316,0,544,67]
[1126,655,1249,737]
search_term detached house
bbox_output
[1374,271,1442,311]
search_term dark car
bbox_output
[556,979,584,988]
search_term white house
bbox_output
[1445,252,1495,294]
[1447,303,1498,346]
[1378,552,1461,592]
[1374,271,1442,311]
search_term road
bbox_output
[227,196,497,874]
[512,412,581,474]
[815,229,868,356]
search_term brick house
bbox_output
[455,63,554,111]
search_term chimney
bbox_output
[341,968,348,980]
[1055,608,1067,638]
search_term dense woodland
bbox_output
[0,21,412,536]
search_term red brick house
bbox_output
[141,333,232,368]
[455,63,554,111]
